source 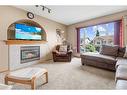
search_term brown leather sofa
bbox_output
[115,65,127,89]
[81,52,117,71]
[81,45,127,89]
[116,80,127,89]
[115,47,127,89]
[81,45,121,71]
[52,45,73,62]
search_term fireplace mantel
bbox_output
[5,40,47,45]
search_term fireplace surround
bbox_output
[21,46,40,63]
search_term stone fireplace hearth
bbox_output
[21,46,40,63]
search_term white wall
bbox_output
[0,41,8,71]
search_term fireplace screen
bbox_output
[21,46,40,63]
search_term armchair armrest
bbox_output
[52,50,59,54]
[68,50,73,53]
[67,50,73,54]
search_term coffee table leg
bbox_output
[42,72,48,85]
[45,72,48,83]
[31,77,36,90]
[5,75,8,85]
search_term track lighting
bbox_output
[35,5,39,7]
[35,5,51,13]
[48,9,51,13]
[42,6,45,11]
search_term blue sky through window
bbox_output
[80,22,114,41]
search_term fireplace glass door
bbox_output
[21,46,40,63]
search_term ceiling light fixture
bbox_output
[48,9,51,13]
[35,5,51,13]
[35,5,39,7]
[42,6,45,11]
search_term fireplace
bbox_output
[21,46,40,63]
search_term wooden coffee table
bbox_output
[5,67,48,89]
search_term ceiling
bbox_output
[15,6,127,25]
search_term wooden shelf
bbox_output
[5,40,47,45]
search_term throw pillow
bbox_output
[59,45,67,52]
[100,45,119,57]
[123,46,127,58]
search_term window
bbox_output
[102,41,106,44]
[97,42,100,44]
[79,22,116,53]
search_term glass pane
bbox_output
[80,22,115,53]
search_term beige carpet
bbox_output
[0,58,115,90]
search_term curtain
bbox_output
[114,20,123,47]
[76,28,80,53]
[121,16,127,47]
[123,16,127,47]
[120,19,123,47]
[114,20,120,46]
[77,19,124,52]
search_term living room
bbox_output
[1,4,127,92]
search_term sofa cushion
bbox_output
[118,47,126,57]
[116,65,127,80]
[81,52,117,64]
[116,80,127,89]
[116,57,127,68]
[100,45,119,57]
[56,51,67,57]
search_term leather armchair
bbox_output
[52,45,73,62]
